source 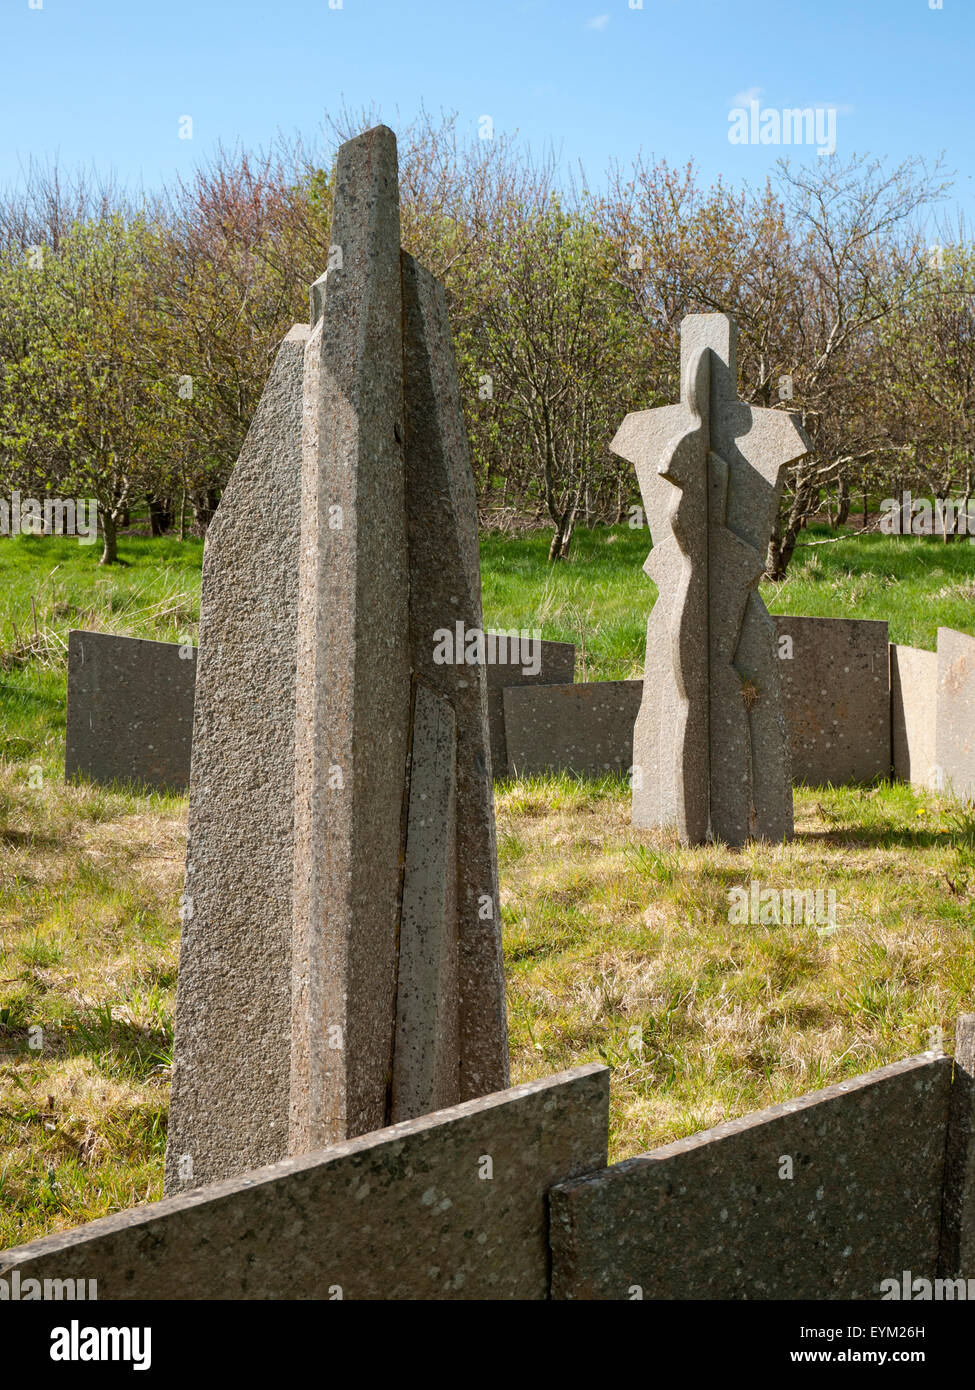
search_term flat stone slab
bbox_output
[502,680,642,778]
[485,637,575,776]
[891,643,938,788]
[550,1054,951,1300]
[774,616,890,785]
[65,630,195,795]
[935,626,975,803]
[1,1065,608,1301]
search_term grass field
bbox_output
[1,521,974,1247]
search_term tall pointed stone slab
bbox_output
[401,253,509,1105]
[289,125,412,1154]
[166,126,508,1195]
[164,323,309,1194]
[612,314,808,846]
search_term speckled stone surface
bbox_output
[940,1015,975,1280]
[65,630,194,794]
[164,323,308,1196]
[402,254,509,1103]
[485,638,575,776]
[891,643,939,788]
[391,681,458,1122]
[289,126,412,1155]
[550,1054,951,1300]
[775,616,890,785]
[935,626,975,803]
[502,680,642,777]
[1,1066,609,1301]
[612,314,806,847]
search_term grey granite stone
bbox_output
[935,626,975,803]
[891,644,939,788]
[391,682,458,1122]
[402,254,509,1101]
[485,638,575,776]
[612,314,807,847]
[550,1054,951,1300]
[2,1065,609,1301]
[939,1015,975,1280]
[290,125,412,1156]
[774,616,890,785]
[502,680,642,778]
[65,630,194,795]
[164,322,308,1195]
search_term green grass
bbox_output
[481,522,975,679]
[0,519,973,1247]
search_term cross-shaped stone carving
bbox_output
[612,314,809,845]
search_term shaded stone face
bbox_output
[165,126,508,1196]
[65,631,194,794]
[3,1067,610,1301]
[550,1054,951,1300]
[775,616,891,785]
[502,679,643,778]
[611,313,808,846]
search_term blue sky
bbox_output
[2,0,972,218]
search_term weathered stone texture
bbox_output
[65,630,194,794]
[891,643,938,788]
[164,323,308,1195]
[939,1015,975,1280]
[935,626,975,803]
[550,1055,950,1300]
[612,313,807,846]
[402,254,509,1103]
[289,125,411,1157]
[3,1067,609,1301]
[502,680,642,778]
[485,638,575,775]
[775,616,891,785]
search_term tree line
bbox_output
[0,110,969,575]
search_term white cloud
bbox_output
[586,13,610,30]
[730,86,763,108]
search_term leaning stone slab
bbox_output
[891,643,938,788]
[774,616,890,785]
[401,255,509,1104]
[485,637,575,777]
[2,1065,608,1301]
[502,680,642,778]
[550,1054,951,1300]
[65,630,194,795]
[935,627,975,803]
[164,322,308,1194]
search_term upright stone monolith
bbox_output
[612,314,809,846]
[165,126,508,1195]
[164,323,308,1191]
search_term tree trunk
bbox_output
[147,494,170,537]
[836,474,851,526]
[100,510,119,566]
